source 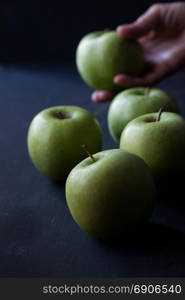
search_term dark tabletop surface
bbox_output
[0,62,185,277]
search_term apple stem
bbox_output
[156,108,164,122]
[81,144,96,162]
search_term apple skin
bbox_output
[27,106,102,181]
[120,112,185,182]
[108,87,179,143]
[66,149,156,239]
[76,31,144,91]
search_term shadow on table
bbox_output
[99,222,185,251]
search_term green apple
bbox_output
[108,87,179,143]
[27,106,102,181]
[76,30,144,91]
[120,110,185,182]
[66,149,156,239]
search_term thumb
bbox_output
[117,4,161,39]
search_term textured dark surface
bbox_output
[0,62,185,277]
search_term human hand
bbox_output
[92,2,185,103]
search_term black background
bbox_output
[1,0,185,277]
[0,0,173,62]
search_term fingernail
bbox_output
[113,74,125,85]
[91,93,99,103]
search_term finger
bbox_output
[114,65,167,88]
[138,30,156,43]
[116,4,161,39]
[114,74,148,87]
[91,90,115,103]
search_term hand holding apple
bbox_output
[76,30,144,91]
[92,3,185,103]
